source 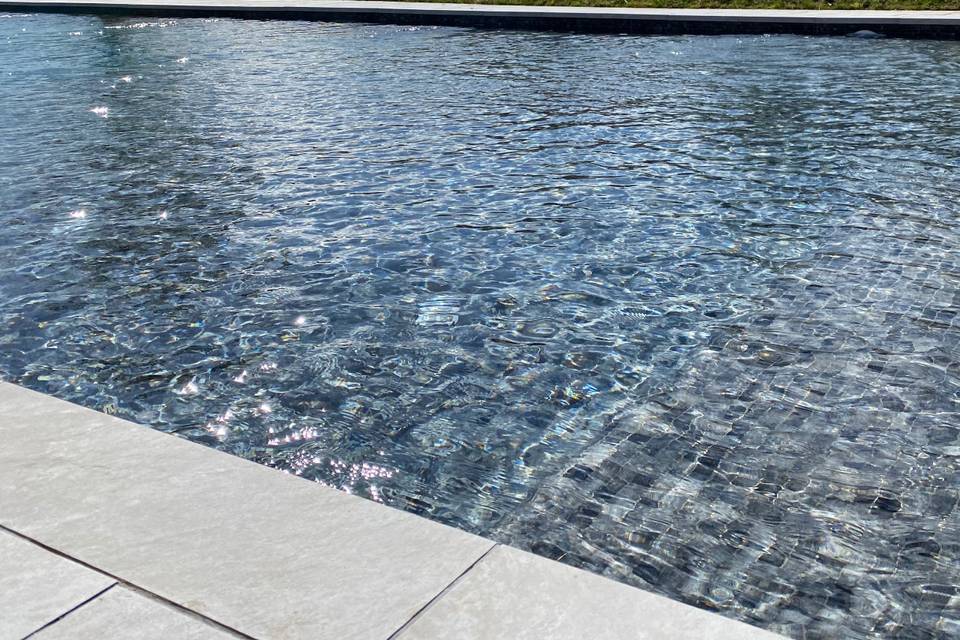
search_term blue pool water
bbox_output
[1,13,959,638]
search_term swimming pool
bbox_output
[1,13,959,639]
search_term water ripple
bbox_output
[2,15,960,640]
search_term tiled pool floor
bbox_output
[493,203,960,637]
[1,13,959,640]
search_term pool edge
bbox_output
[1,0,960,38]
[0,381,786,639]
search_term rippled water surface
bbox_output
[2,13,960,638]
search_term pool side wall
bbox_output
[2,0,960,38]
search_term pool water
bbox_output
[2,13,959,639]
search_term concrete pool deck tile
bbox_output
[397,545,785,640]
[0,531,115,640]
[30,586,237,640]
[0,382,495,640]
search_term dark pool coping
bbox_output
[2,0,960,37]
[0,381,788,639]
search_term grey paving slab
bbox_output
[399,545,786,640]
[0,382,494,640]
[31,587,236,640]
[0,530,115,640]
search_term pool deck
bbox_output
[0,381,787,640]
[1,0,960,37]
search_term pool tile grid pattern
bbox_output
[488,209,960,638]
[2,14,959,637]
[0,382,784,640]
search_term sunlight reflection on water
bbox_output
[1,13,960,639]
